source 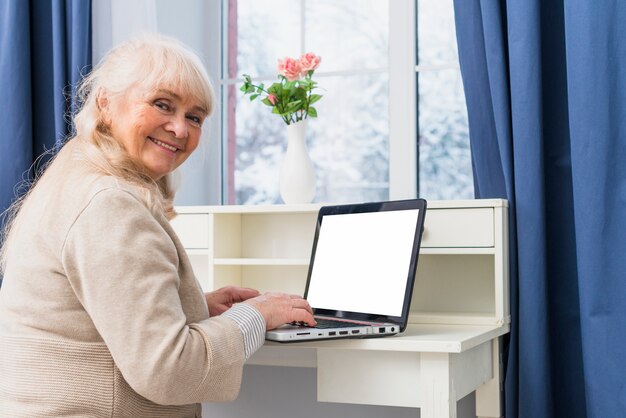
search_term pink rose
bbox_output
[299,52,321,75]
[267,94,277,105]
[277,57,302,81]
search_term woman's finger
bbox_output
[290,298,314,314]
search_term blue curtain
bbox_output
[453,1,626,417]
[0,0,91,285]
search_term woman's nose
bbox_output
[165,114,188,138]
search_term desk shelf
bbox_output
[213,258,310,266]
[420,247,496,255]
[172,199,509,327]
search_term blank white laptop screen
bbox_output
[305,209,420,317]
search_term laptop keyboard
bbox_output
[292,319,365,329]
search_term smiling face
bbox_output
[102,86,208,180]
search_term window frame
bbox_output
[389,0,418,200]
[205,0,427,204]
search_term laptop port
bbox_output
[351,330,360,334]
[296,332,310,336]
[379,327,386,333]
[329,331,336,336]
[339,331,348,335]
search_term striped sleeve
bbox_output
[222,304,266,359]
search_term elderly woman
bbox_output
[0,34,315,417]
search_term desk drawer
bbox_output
[422,208,494,247]
[170,213,210,249]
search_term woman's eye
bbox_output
[187,115,202,126]
[154,101,171,111]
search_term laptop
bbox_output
[266,198,427,343]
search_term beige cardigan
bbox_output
[0,142,246,417]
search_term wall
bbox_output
[155,0,222,205]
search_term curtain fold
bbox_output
[454,1,626,417]
[564,1,626,415]
[0,0,91,286]
[0,1,33,213]
[0,0,91,219]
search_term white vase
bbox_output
[279,119,316,204]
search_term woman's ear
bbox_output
[96,89,112,125]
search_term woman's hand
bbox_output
[244,292,317,330]
[205,286,260,316]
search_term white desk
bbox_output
[249,324,507,418]
[171,200,510,418]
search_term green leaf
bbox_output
[285,80,297,90]
[294,87,307,100]
[268,83,282,95]
[308,107,318,117]
[261,98,273,106]
[287,101,303,112]
[249,94,259,101]
[309,94,322,104]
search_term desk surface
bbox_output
[266,323,508,353]
[251,323,509,368]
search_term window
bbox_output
[416,0,472,199]
[219,0,472,205]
